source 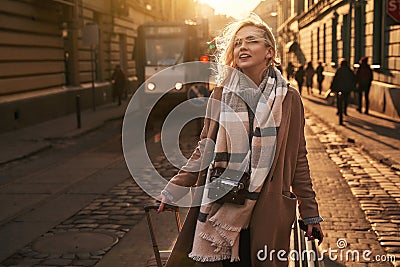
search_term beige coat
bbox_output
[164,86,320,267]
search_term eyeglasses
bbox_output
[233,37,266,48]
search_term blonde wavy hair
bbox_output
[213,13,279,84]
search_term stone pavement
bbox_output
[306,115,397,266]
[0,86,399,266]
[0,101,129,166]
[299,87,400,266]
[0,104,197,267]
[300,89,400,170]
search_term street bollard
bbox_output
[76,95,81,129]
[338,91,343,125]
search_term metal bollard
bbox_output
[76,95,81,129]
[338,92,343,125]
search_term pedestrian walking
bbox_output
[158,13,324,267]
[316,62,324,95]
[111,65,126,106]
[356,56,373,114]
[331,59,356,117]
[285,61,294,80]
[295,65,305,95]
[305,62,315,95]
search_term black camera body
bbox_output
[207,167,250,205]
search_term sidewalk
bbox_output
[2,87,398,171]
[298,87,400,171]
[1,86,399,266]
[0,101,129,166]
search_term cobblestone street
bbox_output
[306,112,398,266]
[0,120,199,267]
[0,108,398,267]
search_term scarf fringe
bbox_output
[209,217,242,232]
[231,255,240,262]
[188,253,231,262]
[198,232,228,247]
[214,227,236,247]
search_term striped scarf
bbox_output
[189,66,288,262]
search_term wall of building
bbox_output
[0,0,198,132]
[0,0,66,95]
[278,0,400,119]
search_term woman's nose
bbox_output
[239,42,248,50]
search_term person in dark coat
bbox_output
[316,62,324,95]
[111,65,126,106]
[286,61,294,80]
[305,62,315,95]
[356,57,373,114]
[295,65,305,95]
[331,59,356,116]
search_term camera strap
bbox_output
[246,103,254,175]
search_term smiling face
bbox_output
[233,26,274,80]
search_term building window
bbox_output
[332,12,338,67]
[317,27,320,60]
[323,23,326,63]
[342,13,350,62]
[354,2,366,63]
[373,0,385,67]
[311,30,314,61]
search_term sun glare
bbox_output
[198,0,262,19]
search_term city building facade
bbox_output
[253,0,278,37]
[278,0,400,119]
[0,0,196,132]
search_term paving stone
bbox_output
[381,241,400,247]
[41,258,73,266]
[33,253,50,259]
[76,252,91,260]
[90,250,106,256]
[17,258,44,265]
[62,253,76,259]
[384,246,400,253]
[72,259,98,266]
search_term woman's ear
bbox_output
[266,47,274,60]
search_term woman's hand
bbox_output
[157,195,168,213]
[306,223,324,245]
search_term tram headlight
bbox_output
[147,82,156,91]
[175,82,183,90]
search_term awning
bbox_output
[285,41,306,65]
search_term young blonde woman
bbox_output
[158,14,324,267]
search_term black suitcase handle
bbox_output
[144,204,182,267]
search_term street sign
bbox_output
[82,23,99,47]
[387,0,400,23]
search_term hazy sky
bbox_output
[198,0,262,19]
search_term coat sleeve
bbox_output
[162,89,221,202]
[291,94,321,220]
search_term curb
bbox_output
[0,113,125,166]
[0,143,52,166]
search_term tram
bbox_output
[134,20,211,110]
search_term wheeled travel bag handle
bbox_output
[144,204,182,267]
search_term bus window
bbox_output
[145,39,185,66]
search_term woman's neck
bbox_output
[242,66,267,86]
